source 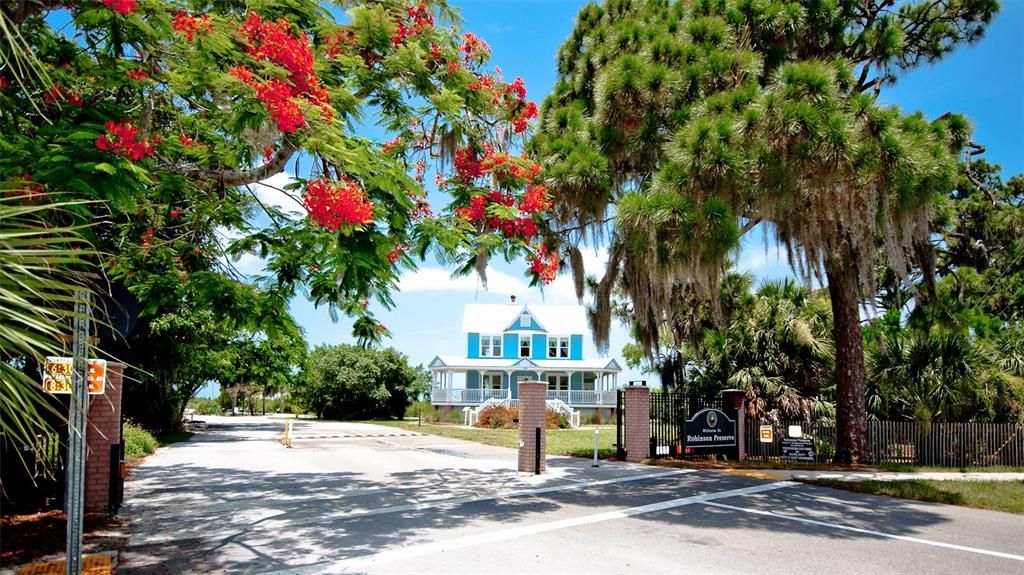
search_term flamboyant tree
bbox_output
[1,0,551,435]
[531,0,996,463]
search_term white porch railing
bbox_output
[546,399,581,428]
[432,388,618,406]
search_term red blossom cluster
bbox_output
[0,76,8,90]
[127,67,149,81]
[449,145,548,242]
[382,137,401,154]
[455,190,538,240]
[95,121,158,162]
[171,10,212,42]
[179,134,195,147]
[323,29,358,58]
[392,1,434,46]
[460,33,490,64]
[232,12,333,133]
[387,242,409,263]
[529,245,559,284]
[520,184,552,214]
[410,197,432,220]
[140,227,155,251]
[101,0,137,15]
[466,73,537,134]
[303,178,375,231]
[42,85,83,107]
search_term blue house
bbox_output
[429,296,622,413]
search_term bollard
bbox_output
[592,428,600,468]
[534,427,541,475]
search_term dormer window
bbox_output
[520,313,531,328]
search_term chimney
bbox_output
[509,295,517,305]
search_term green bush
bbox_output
[405,400,432,419]
[188,397,223,416]
[123,421,158,460]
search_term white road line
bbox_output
[705,501,1024,562]
[130,468,692,545]
[259,481,798,575]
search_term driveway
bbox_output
[117,416,1024,574]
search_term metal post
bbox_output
[534,427,541,475]
[592,429,600,468]
[65,290,91,575]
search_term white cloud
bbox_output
[399,266,530,295]
[738,244,785,273]
[246,171,303,213]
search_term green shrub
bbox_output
[586,411,603,425]
[188,397,223,416]
[405,400,432,419]
[123,421,158,460]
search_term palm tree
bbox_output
[1,191,96,460]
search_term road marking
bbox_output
[258,481,798,574]
[705,501,1024,562]
[130,469,694,546]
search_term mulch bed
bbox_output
[0,511,125,568]
[649,458,880,472]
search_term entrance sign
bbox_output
[782,437,815,462]
[43,358,106,395]
[685,408,737,449]
[759,425,774,443]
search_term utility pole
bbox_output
[64,290,91,575]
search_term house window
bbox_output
[520,313,531,328]
[547,336,570,359]
[483,374,503,389]
[519,335,532,358]
[480,335,502,357]
[583,374,596,391]
[546,374,569,391]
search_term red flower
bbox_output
[179,134,195,147]
[324,29,358,58]
[460,32,490,64]
[127,67,149,81]
[234,12,333,133]
[520,184,551,214]
[170,208,181,218]
[529,245,559,284]
[42,86,83,107]
[455,194,488,223]
[507,77,527,100]
[172,11,212,41]
[387,242,409,264]
[101,0,137,15]
[0,76,9,90]
[382,137,401,154]
[95,121,157,162]
[303,178,375,230]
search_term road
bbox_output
[117,416,1024,574]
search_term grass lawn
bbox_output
[803,479,1024,515]
[370,420,618,458]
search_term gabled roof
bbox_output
[461,303,589,334]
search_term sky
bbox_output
[213,0,1024,395]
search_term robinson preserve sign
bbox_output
[685,408,737,449]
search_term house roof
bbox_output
[461,303,589,334]
[429,355,621,372]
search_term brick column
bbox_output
[517,381,547,473]
[721,389,747,461]
[623,386,650,463]
[85,363,124,512]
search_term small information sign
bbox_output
[759,425,774,443]
[43,357,106,394]
[685,408,737,449]
[781,437,815,462]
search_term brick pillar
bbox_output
[517,381,547,473]
[722,389,747,461]
[85,363,124,512]
[623,386,650,463]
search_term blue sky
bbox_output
[219,1,1024,394]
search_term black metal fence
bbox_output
[649,392,719,459]
[745,419,1024,467]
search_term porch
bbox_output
[428,355,622,408]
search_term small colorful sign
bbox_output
[759,425,774,443]
[42,357,106,395]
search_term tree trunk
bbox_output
[826,259,868,464]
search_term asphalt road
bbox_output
[117,416,1024,574]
